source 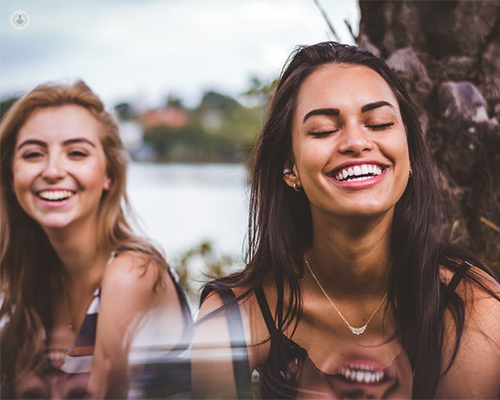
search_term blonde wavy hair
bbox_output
[0,80,166,393]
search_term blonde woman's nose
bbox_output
[41,155,66,181]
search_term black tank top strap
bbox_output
[167,267,193,350]
[218,288,253,399]
[448,260,473,293]
[255,286,279,336]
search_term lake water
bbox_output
[127,162,250,264]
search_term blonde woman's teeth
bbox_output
[335,164,382,181]
[38,190,74,201]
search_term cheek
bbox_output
[81,157,108,187]
[293,138,330,170]
[384,133,410,167]
[11,163,31,194]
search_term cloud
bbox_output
[0,0,359,107]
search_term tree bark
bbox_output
[357,0,500,270]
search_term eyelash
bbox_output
[309,129,339,138]
[69,150,88,158]
[22,151,42,160]
[21,150,88,160]
[366,122,394,130]
[309,122,394,137]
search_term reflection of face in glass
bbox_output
[296,342,413,399]
[15,359,90,399]
[15,367,90,400]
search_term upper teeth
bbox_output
[335,164,382,181]
[38,190,74,201]
[339,365,386,384]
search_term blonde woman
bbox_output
[0,81,191,398]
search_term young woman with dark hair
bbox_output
[192,42,500,399]
[0,81,192,398]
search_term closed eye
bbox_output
[309,129,339,138]
[366,122,394,130]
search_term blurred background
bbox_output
[1,0,360,303]
[2,1,499,305]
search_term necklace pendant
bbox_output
[349,325,367,335]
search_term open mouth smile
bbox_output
[338,364,388,384]
[330,164,386,182]
[36,190,76,202]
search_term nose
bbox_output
[41,154,66,182]
[337,123,373,155]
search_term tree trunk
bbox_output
[357,0,500,271]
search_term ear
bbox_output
[103,174,111,191]
[283,161,302,190]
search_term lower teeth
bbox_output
[41,197,69,202]
[346,176,372,182]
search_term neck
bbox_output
[307,210,393,297]
[44,219,109,283]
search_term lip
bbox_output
[327,168,388,190]
[341,359,387,370]
[34,188,77,207]
[337,359,391,386]
[326,159,389,189]
[330,159,389,175]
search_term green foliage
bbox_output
[171,240,242,304]
[138,76,275,163]
[142,92,264,163]
[243,75,277,106]
[478,217,500,276]
[0,96,20,121]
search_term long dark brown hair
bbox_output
[0,80,169,393]
[202,42,499,397]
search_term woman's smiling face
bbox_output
[285,63,410,221]
[12,105,111,233]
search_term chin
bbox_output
[334,206,392,219]
[33,217,75,231]
[342,200,396,218]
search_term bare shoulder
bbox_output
[440,264,500,326]
[192,283,271,398]
[104,251,161,282]
[441,263,500,335]
[437,264,500,398]
[196,283,272,368]
[101,250,180,309]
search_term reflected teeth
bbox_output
[46,349,67,363]
[339,365,386,384]
[334,164,383,181]
[38,190,74,201]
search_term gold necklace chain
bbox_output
[304,257,388,335]
[62,276,76,332]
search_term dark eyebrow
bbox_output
[17,139,47,151]
[63,138,96,148]
[361,101,396,113]
[303,108,340,123]
[17,138,96,151]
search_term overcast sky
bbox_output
[1,0,359,108]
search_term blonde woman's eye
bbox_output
[22,151,42,160]
[69,150,87,158]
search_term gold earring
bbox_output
[293,183,301,192]
[409,167,413,178]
